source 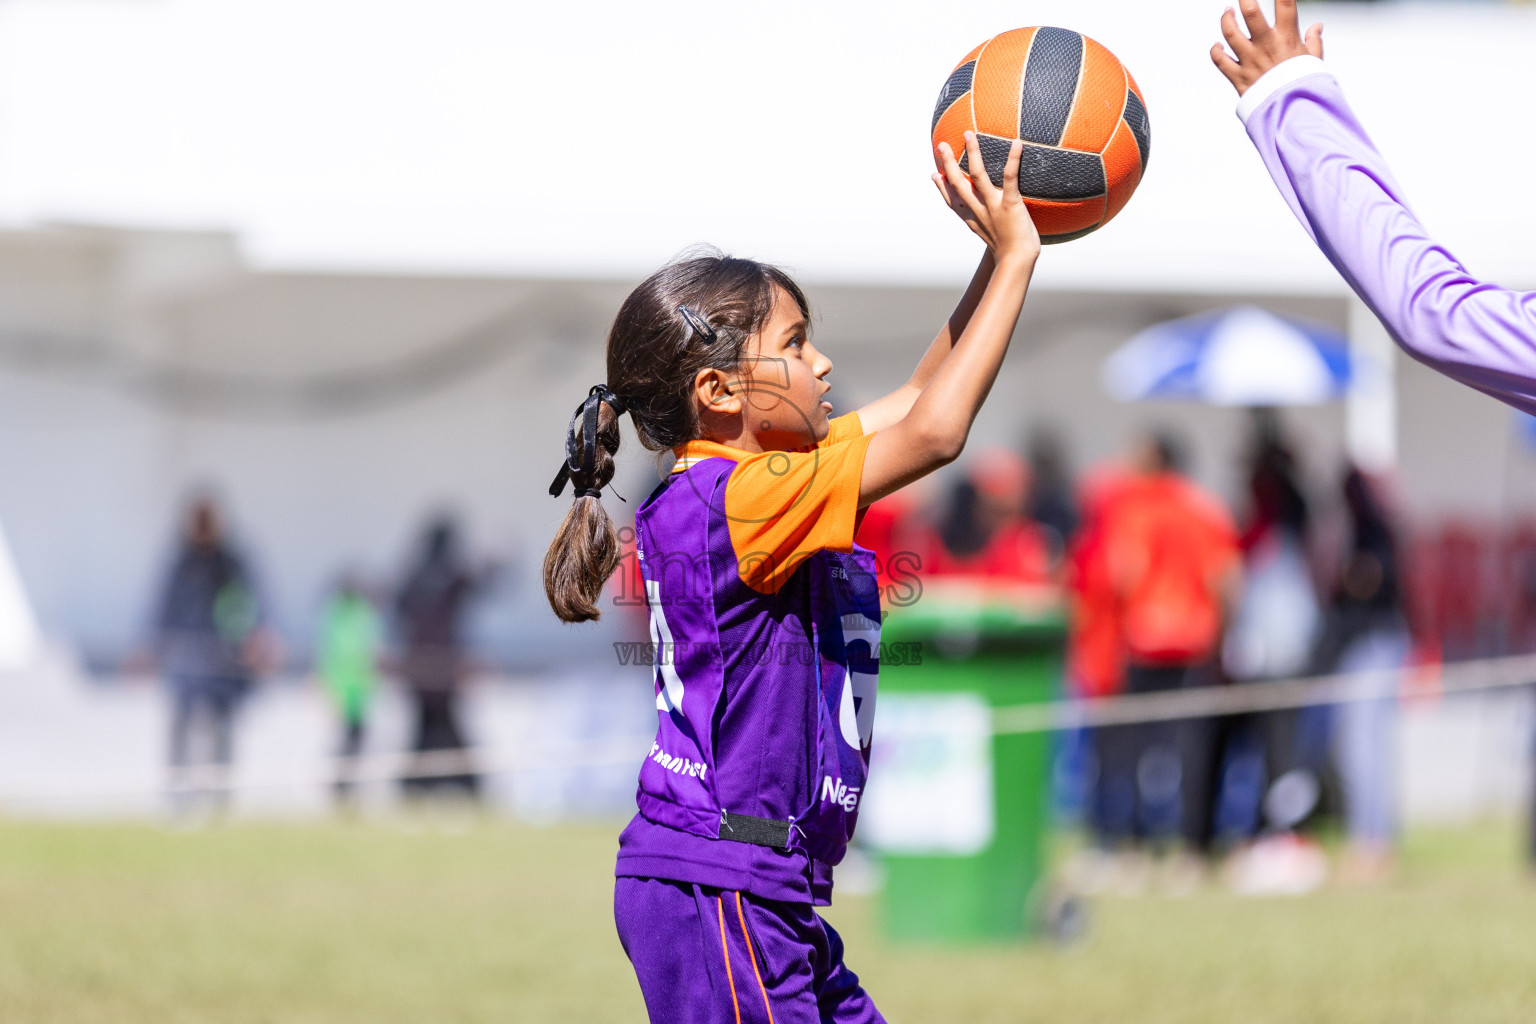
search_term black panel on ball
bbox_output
[1123,90,1151,169]
[931,60,976,134]
[1018,144,1105,201]
[962,134,1106,202]
[1018,27,1084,147]
[1042,224,1101,246]
[957,133,1011,188]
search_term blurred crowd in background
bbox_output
[142,498,497,814]
[853,410,1535,892]
[126,402,1536,890]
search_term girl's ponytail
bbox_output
[543,386,625,623]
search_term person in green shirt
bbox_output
[319,575,383,806]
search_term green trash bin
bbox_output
[860,580,1064,943]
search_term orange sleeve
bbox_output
[817,411,867,447]
[725,413,873,593]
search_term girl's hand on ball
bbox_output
[931,131,1040,265]
[1211,0,1322,96]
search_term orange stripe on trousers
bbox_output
[716,896,742,1024]
[735,892,776,1024]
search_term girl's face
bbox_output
[740,288,835,448]
[724,284,834,450]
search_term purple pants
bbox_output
[614,877,884,1024]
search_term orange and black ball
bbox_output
[932,27,1150,244]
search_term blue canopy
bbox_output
[1103,305,1352,406]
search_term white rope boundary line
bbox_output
[0,740,652,807]
[990,652,1536,734]
[3,654,1534,806]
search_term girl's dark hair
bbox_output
[543,248,809,623]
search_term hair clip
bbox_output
[678,305,719,345]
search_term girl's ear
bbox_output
[693,367,741,417]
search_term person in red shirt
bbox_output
[853,490,924,610]
[1101,433,1241,856]
[908,449,1053,584]
[1067,467,1131,702]
[1065,466,1136,861]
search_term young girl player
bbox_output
[542,132,1037,1022]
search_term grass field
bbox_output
[1,816,1534,1023]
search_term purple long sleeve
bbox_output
[1243,59,1536,415]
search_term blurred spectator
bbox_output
[1498,519,1536,655]
[1067,468,1132,701]
[1219,418,1322,846]
[152,495,273,814]
[854,490,922,608]
[1065,466,1133,858]
[913,449,1052,582]
[1506,523,1536,869]
[395,517,492,798]
[1024,429,1079,566]
[1420,521,1492,660]
[1103,432,1241,859]
[318,573,384,808]
[1312,467,1410,881]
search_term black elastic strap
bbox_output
[549,385,627,501]
[717,811,792,850]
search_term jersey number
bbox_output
[646,578,686,715]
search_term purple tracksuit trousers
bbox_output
[614,877,884,1024]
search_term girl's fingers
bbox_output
[1220,8,1256,60]
[931,173,949,207]
[1304,22,1324,59]
[936,141,968,189]
[939,139,988,222]
[1000,139,1022,200]
[932,173,964,215]
[1210,43,1243,83]
[936,174,983,229]
[962,130,997,200]
[1273,0,1300,40]
[1237,0,1271,43]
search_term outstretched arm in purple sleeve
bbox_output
[1213,0,1536,416]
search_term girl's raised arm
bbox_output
[858,131,1040,507]
[854,250,995,434]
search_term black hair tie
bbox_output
[549,385,627,502]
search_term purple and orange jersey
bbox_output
[616,413,881,906]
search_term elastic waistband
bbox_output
[717,811,791,850]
